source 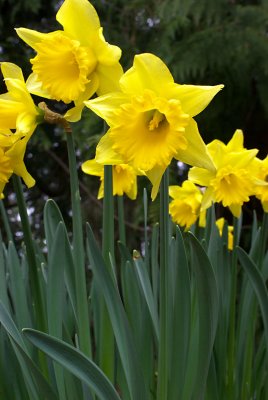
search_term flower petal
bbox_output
[120,53,174,97]
[169,83,224,117]
[95,132,125,165]
[26,73,52,99]
[85,92,128,126]
[16,28,51,50]
[146,165,166,200]
[81,159,103,176]
[56,0,100,45]
[1,62,24,81]
[96,62,123,96]
[175,118,215,171]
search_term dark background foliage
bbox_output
[1,0,268,244]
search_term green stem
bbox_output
[66,132,91,357]
[99,165,115,382]
[12,176,46,332]
[157,168,170,400]
[226,216,239,397]
[259,212,268,268]
[0,200,13,243]
[117,195,126,245]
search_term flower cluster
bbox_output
[169,129,268,239]
[1,0,267,238]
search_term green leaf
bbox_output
[237,247,268,351]
[0,300,58,400]
[87,224,148,400]
[23,328,121,400]
[187,232,219,400]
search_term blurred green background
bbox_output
[1,0,268,243]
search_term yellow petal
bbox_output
[1,62,24,81]
[188,166,214,186]
[81,159,103,176]
[146,165,166,200]
[95,28,121,65]
[56,0,100,45]
[229,203,242,218]
[95,133,125,165]
[175,119,215,171]
[226,129,244,151]
[96,62,123,96]
[169,185,182,199]
[26,73,52,99]
[201,187,214,211]
[85,92,128,126]
[120,53,174,97]
[169,83,224,117]
[16,27,50,50]
[65,74,99,122]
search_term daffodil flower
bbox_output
[252,156,268,212]
[169,180,205,229]
[0,62,42,133]
[82,157,139,200]
[189,130,259,217]
[0,147,12,198]
[85,53,223,199]
[16,0,123,122]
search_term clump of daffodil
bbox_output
[169,180,206,229]
[188,129,259,217]
[82,157,139,200]
[216,217,234,250]
[85,53,223,199]
[16,0,123,122]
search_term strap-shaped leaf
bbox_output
[23,328,121,400]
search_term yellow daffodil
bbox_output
[85,53,223,199]
[0,147,12,198]
[252,156,268,212]
[169,180,205,229]
[189,129,258,217]
[16,0,123,122]
[216,217,234,250]
[82,158,139,199]
[0,62,42,133]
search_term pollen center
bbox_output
[31,32,97,103]
[148,110,166,131]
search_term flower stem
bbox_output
[66,132,91,357]
[117,195,126,245]
[99,165,115,382]
[226,216,239,397]
[157,168,170,400]
[0,200,13,243]
[12,176,46,331]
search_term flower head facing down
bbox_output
[16,0,123,121]
[85,53,223,199]
[0,63,41,133]
[82,158,139,200]
[189,130,259,217]
[169,180,205,229]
